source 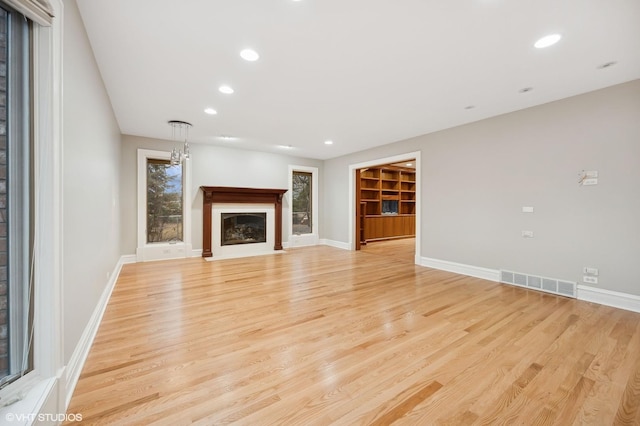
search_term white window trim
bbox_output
[287,165,319,248]
[0,0,65,420]
[136,149,192,262]
[3,0,54,26]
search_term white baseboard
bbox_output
[204,250,286,261]
[418,257,640,313]
[124,252,203,261]
[577,285,640,313]
[64,255,128,408]
[288,234,320,248]
[136,243,193,262]
[420,256,500,282]
[320,239,350,250]
[120,254,137,264]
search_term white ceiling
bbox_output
[76,0,640,160]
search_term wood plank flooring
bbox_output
[360,238,415,264]
[66,243,640,425]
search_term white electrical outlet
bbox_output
[583,267,599,276]
[582,178,598,186]
[522,206,534,213]
[583,276,598,284]
[521,230,534,238]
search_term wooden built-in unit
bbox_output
[357,165,416,243]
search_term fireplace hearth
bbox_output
[221,213,266,246]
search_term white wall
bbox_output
[323,80,640,296]
[63,0,122,363]
[120,135,323,255]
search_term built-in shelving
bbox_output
[357,165,415,241]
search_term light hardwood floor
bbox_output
[66,243,640,425]
[360,238,415,263]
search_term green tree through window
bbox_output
[292,171,312,234]
[147,159,183,243]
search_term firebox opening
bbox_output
[221,213,267,246]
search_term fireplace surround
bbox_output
[200,186,287,258]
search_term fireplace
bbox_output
[221,213,267,246]
[200,186,287,258]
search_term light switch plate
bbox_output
[583,276,598,284]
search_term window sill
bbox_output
[0,374,58,425]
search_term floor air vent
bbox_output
[500,270,576,298]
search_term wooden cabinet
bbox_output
[358,166,415,241]
[364,215,415,241]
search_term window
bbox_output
[137,149,192,261]
[146,159,183,243]
[292,171,312,235]
[0,2,33,388]
[288,165,318,247]
[0,0,61,414]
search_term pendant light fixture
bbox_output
[168,120,193,165]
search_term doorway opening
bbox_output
[349,152,420,264]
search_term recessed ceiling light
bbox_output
[598,61,617,69]
[534,34,562,49]
[278,145,294,149]
[324,140,333,145]
[519,87,533,93]
[219,85,234,94]
[240,49,259,61]
[204,108,217,115]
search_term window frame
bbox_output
[0,0,64,415]
[145,158,184,244]
[1,0,32,389]
[136,149,192,261]
[287,165,318,247]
